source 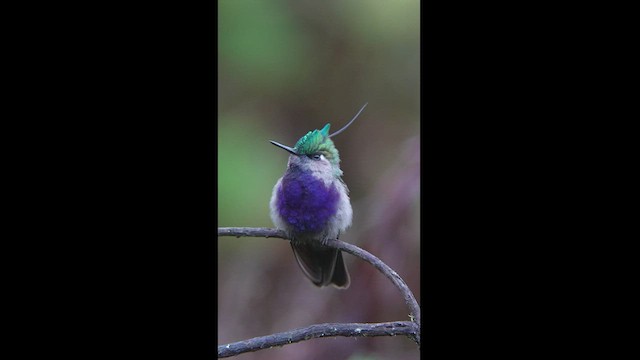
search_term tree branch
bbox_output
[218,227,421,356]
[217,321,418,358]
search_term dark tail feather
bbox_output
[330,251,350,288]
[291,242,350,289]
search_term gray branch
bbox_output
[218,321,418,358]
[218,227,421,356]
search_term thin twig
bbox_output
[217,321,417,358]
[218,227,285,239]
[218,227,421,354]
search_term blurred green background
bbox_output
[218,1,420,359]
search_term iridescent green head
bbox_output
[269,103,368,172]
[293,124,340,165]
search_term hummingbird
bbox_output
[269,103,368,289]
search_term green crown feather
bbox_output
[294,124,340,165]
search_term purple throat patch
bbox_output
[276,171,340,233]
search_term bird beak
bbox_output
[269,140,299,156]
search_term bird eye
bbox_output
[311,154,321,160]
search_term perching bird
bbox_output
[269,103,367,288]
